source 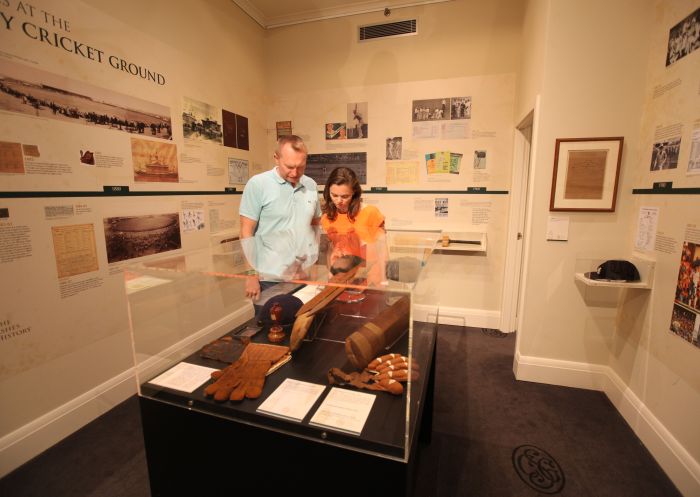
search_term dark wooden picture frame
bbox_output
[549,136,624,212]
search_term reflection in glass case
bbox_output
[125,229,440,467]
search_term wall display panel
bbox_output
[0,0,266,476]
[268,73,515,193]
[267,74,514,317]
[0,193,240,434]
[0,0,262,193]
[617,3,700,481]
[635,3,700,190]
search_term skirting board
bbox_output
[414,304,501,329]
[0,304,254,478]
[514,352,700,497]
[0,369,137,478]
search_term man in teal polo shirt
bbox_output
[239,135,321,300]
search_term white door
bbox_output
[499,110,534,333]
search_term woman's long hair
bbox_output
[322,167,362,222]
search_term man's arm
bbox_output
[240,216,261,300]
[240,215,257,239]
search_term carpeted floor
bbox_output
[0,325,683,497]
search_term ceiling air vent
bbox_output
[359,19,417,41]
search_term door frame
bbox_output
[499,102,538,333]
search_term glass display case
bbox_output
[125,228,441,495]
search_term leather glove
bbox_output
[204,343,289,401]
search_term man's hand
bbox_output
[245,274,261,301]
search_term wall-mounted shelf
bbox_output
[574,272,652,289]
[574,255,655,290]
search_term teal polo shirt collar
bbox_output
[272,166,306,191]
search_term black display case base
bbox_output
[140,391,430,497]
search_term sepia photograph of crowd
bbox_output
[0,59,172,139]
[103,213,181,264]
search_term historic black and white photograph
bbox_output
[474,149,487,169]
[649,136,681,171]
[182,97,222,144]
[0,59,172,139]
[347,102,368,139]
[450,96,472,119]
[103,213,181,263]
[435,197,449,217]
[412,98,449,121]
[305,152,367,185]
[386,137,402,160]
[666,6,700,66]
[687,128,700,175]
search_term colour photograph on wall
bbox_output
[276,121,292,138]
[426,151,451,174]
[670,240,700,348]
[131,138,179,183]
[326,123,347,140]
[0,59,173,139]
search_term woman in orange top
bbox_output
[321,167,386,283]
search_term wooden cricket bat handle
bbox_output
[441,234,480,247]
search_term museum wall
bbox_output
[515,0,700,494]
[263,1,527,322]
[513,0,547,122]
[264,0,527,93]
[612,0,700,490]
[0,0,265,475]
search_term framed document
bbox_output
[549,137,623,212]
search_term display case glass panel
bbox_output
[125,228,440,462]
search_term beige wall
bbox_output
[517,0,651,362]
[3,0,698,493]
[264,0,528,318]
[516,0,699,494]
[86,0,269,168]
[0,0,264,476]
[514,0,548,121]
[265,0,527,94]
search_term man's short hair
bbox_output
[276,135,307,156]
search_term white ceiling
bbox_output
[231,0,453,29]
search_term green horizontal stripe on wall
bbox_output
[0,190,241,198]
[360,189,509,194]
[632,188,700,195]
